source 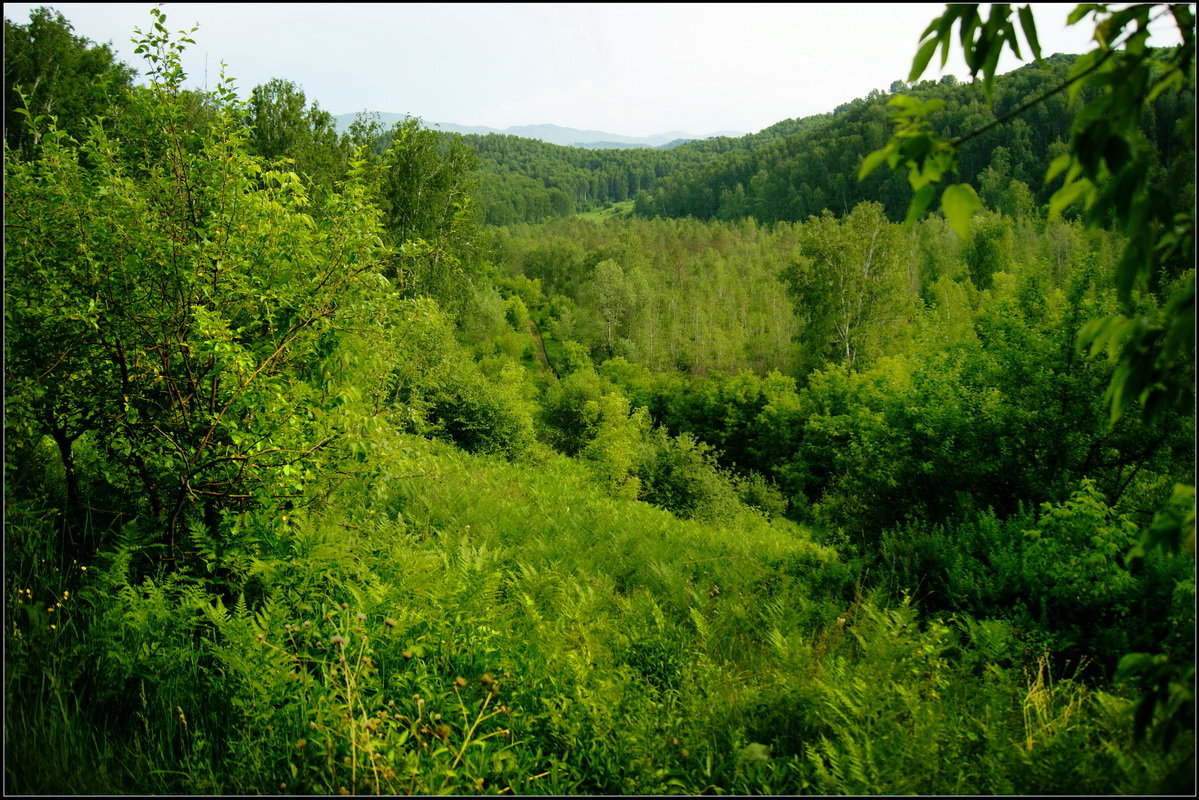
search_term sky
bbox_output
[4,3,1187,137]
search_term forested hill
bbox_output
[462,52,1193,226]
[633,51,1192,223]
[458,132,726,225]
[459,111,833,225]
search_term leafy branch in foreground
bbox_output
[861,3,1194,781]
[865,3,1194,427]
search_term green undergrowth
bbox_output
[7,432,1187,794]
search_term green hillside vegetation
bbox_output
[5,4,1194,795]
[458,53,1191,228]
[459,132,734,225]
[458,112,832,226]
[640,52,1192,225]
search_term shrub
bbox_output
[579,393,652,499]
[538,367,605,455]
[383,299,537,459]
[637,430,740,521]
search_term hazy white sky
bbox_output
[4,3,1186,136]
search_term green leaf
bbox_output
[1067,4,1102,26]
[1077,314,1134,359]
[1048,177,1093,220]
[1044,153,1073,185]
[1117,652,1160,681]
[941,183,981,238]
[1018,5,1042,59]
[905,184,937,226]
[1147,68,1184,102]
[858,146,891,181]
[910,37,940,83]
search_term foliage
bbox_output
[862,2,1194,767]
[874,3,1195,427]
[636,430,739,521]
[244,77,347,192]
[578,392,652,500]
[5,5,1194,795]
[379,298,538,459]
[4,5,135,157]
[241,83,483,311]
[6,8,396,571]
[374,119,481,306]
[781,201,914,370]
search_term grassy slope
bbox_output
[8,430,1183,794]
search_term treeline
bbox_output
[460,132,736,225]
[633,53,1194,222]
[450,53,1194,227]
[486,203,1119,376]
[485,216,797,375]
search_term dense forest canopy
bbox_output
[460,51,1193,227]
[4,3,1194,795]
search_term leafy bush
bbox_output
[881,482,1194,678]
[579,392,651,499]
[383,298,537,459]
[637,430,740,521]
[427,360,537,459]
[733,471,790,519]
[538,367,605,455]
[5,14,398,570]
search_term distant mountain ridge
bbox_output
[331,112,743,148]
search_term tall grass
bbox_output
[6,432,1188,794]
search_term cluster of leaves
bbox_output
[238,78,483,310]
[381,297,540,459]
[3,6,135,156]
[536,355,750,519]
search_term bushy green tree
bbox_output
[5,8,396,570]
[4,5,135,156]
[637,430,739,521]
[244,77,346,192]
[585,258,636,359]
[782,201,914,370]
[374,119,481,307]
[376,297,537,459]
